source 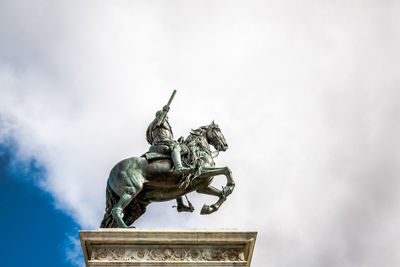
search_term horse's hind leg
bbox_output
[123,199,149,226]
[111,185,142,228]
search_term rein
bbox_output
[212,149,219,158]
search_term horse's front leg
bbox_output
[197,185,225,214]
[201,167,235,197]
[196,167,235,214]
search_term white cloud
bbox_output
[1,1,400,266]
[64,235,85,267]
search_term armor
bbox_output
[146,109,191,175]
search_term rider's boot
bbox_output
[176,197,194,212]
[171,147,191,175]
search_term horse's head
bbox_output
[206,121,228,152]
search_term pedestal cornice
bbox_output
[79,229,257,267]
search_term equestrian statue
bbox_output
[100,90,235,228]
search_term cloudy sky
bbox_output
[1,0,400,266]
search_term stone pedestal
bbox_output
[79,229,257,266]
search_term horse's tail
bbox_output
[100,181,119,228]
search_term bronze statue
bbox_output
[100,90,235,228]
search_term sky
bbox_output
[0,0,400,266]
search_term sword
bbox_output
[156,90,177,127]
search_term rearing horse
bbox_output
[100,121,235,228]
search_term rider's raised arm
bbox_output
[155,105,170,127]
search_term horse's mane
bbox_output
[190,126,208,135]
[183,125,211,157]
[185,125,209,143]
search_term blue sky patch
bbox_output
[0,143,83,266]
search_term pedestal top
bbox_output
[79,229,257,266]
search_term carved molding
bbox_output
[91,246,245,262]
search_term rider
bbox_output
[146,105,191,175]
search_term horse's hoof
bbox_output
[200,205,209,214]
[201,204,214,215]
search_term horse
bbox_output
[100,121,235,228]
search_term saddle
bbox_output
[142,143,189,162]
[142,145,171,161]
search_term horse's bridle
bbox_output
[207,126,225,158]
